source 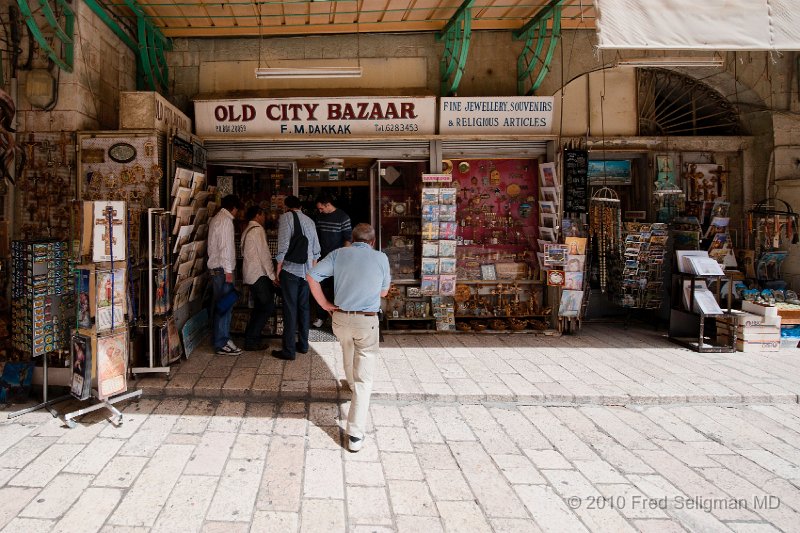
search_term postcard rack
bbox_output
[132,208,171,376]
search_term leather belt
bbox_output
[336,310,378,316]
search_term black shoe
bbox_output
[243,342,268,351]
[297,348,309,354]
[271,349,295,361]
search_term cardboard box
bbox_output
[717,333,780,352]
[742,301,778,317]
[717,311,781,328]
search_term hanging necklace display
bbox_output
[747,198,799,253]
[589,187,621,293]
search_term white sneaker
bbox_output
[216,344,239,356]
[347,435,363,452]
[312,318,324,328]
[226,340,242,354]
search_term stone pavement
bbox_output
[1,398,800,532]
[1,324,800,532]
[135,324,800,405]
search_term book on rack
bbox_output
[682,280,723,315]
[685,255,725,276]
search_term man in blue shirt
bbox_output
[272,196,321,360]
[307,223,390,452]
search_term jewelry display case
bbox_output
[380,158,553,333]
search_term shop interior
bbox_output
[206,156,553,333]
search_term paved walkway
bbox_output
[136,324,800,405]
[1,399,800,532]
[2,324,800,532]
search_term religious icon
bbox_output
[92,201,127,262]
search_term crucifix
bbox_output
[21,133,40,171]
[41,140,56,167]
[709,165,728,198]
[95,205,124,256]
[57,131,71,168]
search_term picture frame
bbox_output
[540,187,559,203]
[481,264,497,281]
[538,200,556,214]
[539,162,558,188]
[547,270,565,287]
[539,227,556,242]
[406,286,422,298]
[588,160,632,185]
[539,212,558,229]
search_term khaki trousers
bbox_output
[332,312,380,439]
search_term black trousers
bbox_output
[244,276,275,346]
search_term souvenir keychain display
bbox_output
[589,187,622,293]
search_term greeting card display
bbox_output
[96,268,127,333]
[70,334,92,400]
[97,330,128,400]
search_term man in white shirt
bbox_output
[241,206,277,351]
[207,194,242,355]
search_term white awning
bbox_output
[596,0,800,50]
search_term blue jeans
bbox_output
[211,269,235,350]
[279,270,310,356]
[244,276,275,346]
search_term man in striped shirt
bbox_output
[312,194,352,328]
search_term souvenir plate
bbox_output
[108,142,137,164]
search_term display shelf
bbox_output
[457,279,543,285]
[386,317,435,321]
[299,180,369,188]
[668,273,735,353]
[455,314,550,319]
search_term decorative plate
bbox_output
[442,159,453,174]
[108,142,137,164]
[506,183,521,198]
[392,202,407,215]
[459,161,470,174]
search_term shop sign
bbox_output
[422,173,453,183]
[439,96,554,134]
[194,97,436,137]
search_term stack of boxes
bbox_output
[717,301,781,352]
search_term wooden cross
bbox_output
[21,133,40,171]
[684,164,705,201]
[95,205,124,255]
[709,165,728,198]
[57,131,71,167]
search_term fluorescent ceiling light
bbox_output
[255,67,363,79]
[616,57,724,68]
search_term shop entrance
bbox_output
[297,159,371,227]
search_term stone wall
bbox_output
[15,1,136,132]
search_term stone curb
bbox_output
[136,384,799,406]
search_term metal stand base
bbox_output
[63,389,143,429]
[131,366,171,375]
[7,393,71,419]
[8,356,71,420]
